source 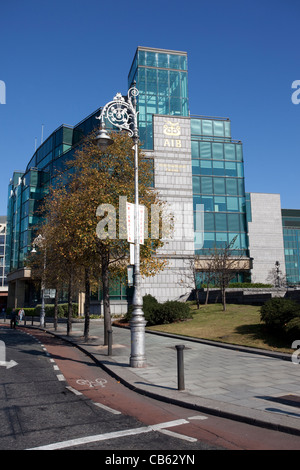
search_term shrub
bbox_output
[126,295,192,326]
[35,303,78,318]
[22,308,35,316]
[260,298,300,329]
[284,314,300,337]
[152,300,192,326]
[125,294,158,324]
[229,282,273,288]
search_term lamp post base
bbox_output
[129,315,147,368]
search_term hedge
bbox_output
[125,294,192,326]
[260,297,300,338]
[260,298,300,329]
[7,304,78,318]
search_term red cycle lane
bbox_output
[21,327,300,451]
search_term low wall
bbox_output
[191,288,293,306]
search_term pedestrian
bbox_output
[10,308,17,329]
[18,308,25,323]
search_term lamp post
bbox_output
[94,85,146,368]
[275,260,280,288]
[32,234,46,328]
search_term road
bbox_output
[1,325,300,452]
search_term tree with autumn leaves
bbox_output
[30,130,166,341]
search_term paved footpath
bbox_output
[4,318,300,436]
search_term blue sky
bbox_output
[0,0,299,216]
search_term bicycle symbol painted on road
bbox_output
[76,378,107,388]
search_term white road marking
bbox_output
[93,402,122,415]
[27,419,189,450]
[158,429,197,442]
[188,415,208,421]
[56,374,65,381]
[65,386,82,396]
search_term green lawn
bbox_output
[147,303,294,354]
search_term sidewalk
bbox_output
[12,318,300,435]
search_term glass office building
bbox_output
[282,209,300,285]
[191,117,248,261]
[128,47,189,149]
[8,45,299,310]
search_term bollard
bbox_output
[107,329,113,356]
[175,344,185,390]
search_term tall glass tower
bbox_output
[128,47,189,149]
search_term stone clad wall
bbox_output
[247,193,286,284]
[140,115,195,302]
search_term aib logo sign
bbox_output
[291,80,300,105]
[0,80,6,104]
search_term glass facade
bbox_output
[6,109,102,273]
[191,117,248,257]
[282,209,300,285]
[0,216,7,287]
[128,47,189,149]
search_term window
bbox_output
[191,119,201,135]
[200,160,212,175]
[201,176,213,194]
[225,162,237,176]
[146,68,157,93]
[216,232,228,246]
[191,141,199,158]
[204,232,215,248]
[213,120,224,136]
[227,213,240,232]
[158,69,169,96]
[227,197,239,211]
[215,213,227,231]
[236,145,243,161]
[214,196,226,212]
[226,178,238,195]
[204,212,215,230]
[199,196,213,211]
[192,176,200,194]
[200,142,211,159]
[224,143,235,160]
[192,159,200,174]
[212,143,223,159]
[213,161,224,176]
[202,120,213,135]
[213,178,225,195]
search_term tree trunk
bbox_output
[54,287,58,331]
[221,284,226,311]
[195,289,200,309]
[205,285,210,305]
[101,248,112,346]
[67,276,73,336]
[84,267,91,341]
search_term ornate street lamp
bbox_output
[32,234,46,328]
[94,85,146,368]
